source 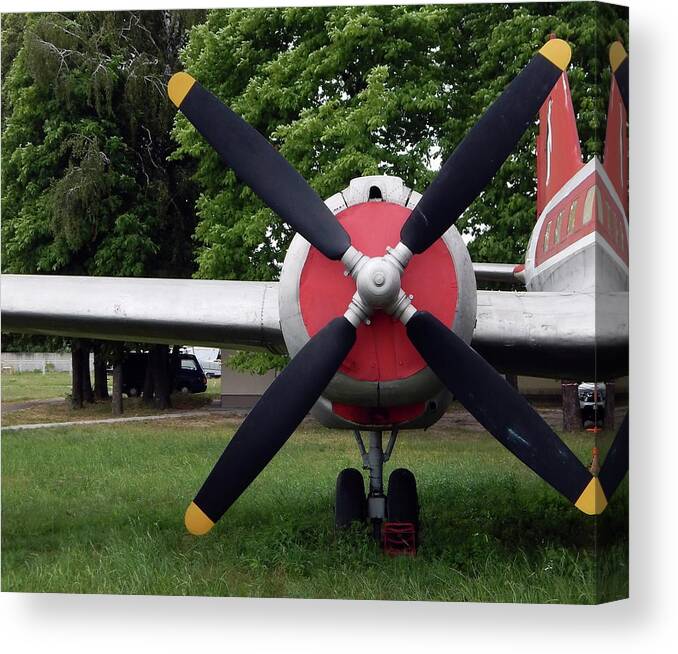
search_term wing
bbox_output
[0,274,285,354]
[473,262,525,285]
[472,290,628,380]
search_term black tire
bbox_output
[386,468,419,527]
[128,387,139,398]
[335,468,366,529]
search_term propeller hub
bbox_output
[356,257,401,309]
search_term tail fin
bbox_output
[603,42,629,216]
[535,68,584,217]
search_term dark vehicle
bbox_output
[122,352,208,397]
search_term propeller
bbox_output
[168,72,352,261]
[400,38,571,254]
[170,37,623,536]
[185,317,356,535]
[609,41,629,112]
[598,413,629,502]
[406,311,607,514]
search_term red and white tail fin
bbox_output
[535,68,583,217]
[603,42,629,217]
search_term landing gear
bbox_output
[334,428,418,553]
[335,468,366,528]
[386,468,419,528]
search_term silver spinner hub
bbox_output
[341,242,416,327]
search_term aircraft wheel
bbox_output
[335,468,366,529]
[386,468,419,529]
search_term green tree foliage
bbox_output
[1,10,204,278]
[174,3,627,282]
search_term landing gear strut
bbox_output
[352,429,397,540]
[334,429,418,553]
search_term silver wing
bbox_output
[472,290,628,380]
[1,275,627,379]
[0,275,285,354]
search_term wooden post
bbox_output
[604,380,616,430]
[561,380,581,432]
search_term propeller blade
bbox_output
[400,39,571,254]
[184,317,356,535]
[609,41,629,112]
[168,72,352,261]
[406,311,607,514]
[598,413,629,501]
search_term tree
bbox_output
[1,10,205,404]
[173,4,627,373]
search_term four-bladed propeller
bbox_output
[169,36,627,536]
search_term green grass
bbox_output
[1,415,628,603]
[1,371,222,425]
[1,370,72,402]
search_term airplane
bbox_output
[1,38,629,548]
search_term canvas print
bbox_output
[1,2,628,603]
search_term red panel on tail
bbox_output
[536,72,584,217]
[603,76,629,217]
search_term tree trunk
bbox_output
[93,342,109,400]
[111,344,124,415]
[112,361,123,415]
[143,349,155,405]
[561,380,581,432]
[71,339,83,409]
[603,381,616,430]
[81,341,94,404]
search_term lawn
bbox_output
[1,414,628,603]
[1,371,222,425]
[1,370,72,403]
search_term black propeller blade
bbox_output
[185,317,356,535]
[406,311,607,515]
[609,41,629,112]
[598,413,629,501]
[168,72,352,261]
[400,39,571,255]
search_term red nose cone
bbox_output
[299,201,458,383]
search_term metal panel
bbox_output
[472,289,628,379]
[1,275,286,353]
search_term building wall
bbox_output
[219,350,277,408]
[0,352,93,373]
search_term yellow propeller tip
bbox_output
[168,71,196,108]
[574,477,608,515]
[539,38,572,71]
[609,41,628,72]
[185,501,214,536]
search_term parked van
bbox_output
[121,352,208,397]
